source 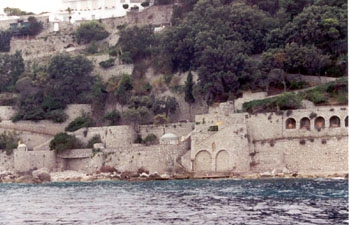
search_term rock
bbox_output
[160,174,170,179]
[139,172,149,178]
[32,168,51,183]
[98,166,118,174]
[15,175,34,184]
[260,172,273,178]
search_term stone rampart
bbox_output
[73,125,135,148]
[251,136,348,174]
[103,142,188,174]
[0,152,14,171]
[14,150,56,172]
[247,106,348,141]
[139,122,194,141]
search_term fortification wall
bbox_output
[14,150,56,172]
[247,106,348,141]
[73,125,136,148]
[251,136,348,174]
[103,143,187,174]
[139,122,194,140]
[0,152,14,171]
[191,123,250,174]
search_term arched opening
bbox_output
[285,118,296,129]
[345,116,348,127]
[215,150,230,172]
[300,117,310,129]
[329,116,340,128]
[314,117,325,130]
[194,150,212,172]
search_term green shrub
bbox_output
[243,93,302,113]
[134,134,143,144]
[75,21,109,44]
[141,1,150,7]
[99,58,115,69]
[49,132,82,152]
[65,113,94,132]
[0,131,18,154]
[103,110,121,125]
[85,42,98,54]
[87,135,102,148]
[144,133,158,146]
[45,109,68,123]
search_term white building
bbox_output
[61,0,149,22]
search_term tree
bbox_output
[115,74,133,109]
[118,25,155,62]
[3,7,33,16]
[46,54,94,105]
[49,132,82,152]
[152,96,177,118]
[184,70,195,104]
[281,5,347,58]
[0,51,24,92]
[0,30,12,52]
[75,21,110,44]
[122,107,152,131]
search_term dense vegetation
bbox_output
[0,0,346,130]
[114,0,347,104]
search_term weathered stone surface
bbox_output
[32,168,51,183]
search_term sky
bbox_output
[0,0,62,14]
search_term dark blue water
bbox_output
[0,178,347,224]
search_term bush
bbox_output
[45,109,68,123]
[141,1,150,7]
[99,58,115,69]
[144,134,158,146]
[0,131,18,154]
[242,93,302,113]
[122,4,129,9]
[87,135,102,148]
[85,42,98,54]
[103,110,121,125]
[49,132,82,152]
[65,113,94,132]
[75,21,109,44]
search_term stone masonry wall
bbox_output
[251,136,348,174]
[103,143,187,174]
[14,150,56,173]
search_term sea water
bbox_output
[0,178,347,225]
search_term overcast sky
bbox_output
[0,0,62,14]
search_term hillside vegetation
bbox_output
[0,0,347,130]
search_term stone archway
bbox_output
[215,150,230,172]
[194,150,212,172]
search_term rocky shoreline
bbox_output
[0,167,348,184]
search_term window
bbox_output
[300,117,310,129]
[345,116,348,127]
[314,117,325,130]
[286,118,296,129]
[329,116,340,128]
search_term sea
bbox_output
[0,178,347,225]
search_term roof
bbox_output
[160,133,178,140]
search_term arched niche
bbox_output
[300,117,310,129]
[285,118,296,129]
[194,150,212,172]
[345,116,348,127]
[314,116,325,129]
[215,150,230,172]
[329,116,340,128]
